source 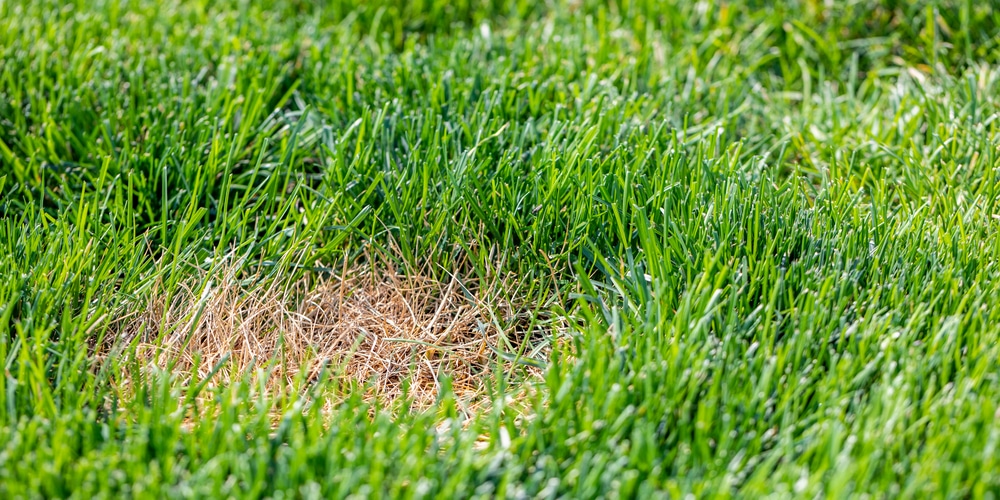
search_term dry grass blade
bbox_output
[115,264,552,411]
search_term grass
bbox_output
[2,0,1000,497]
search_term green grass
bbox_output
[3,0,1000,497]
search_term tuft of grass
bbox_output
[2,0,1000,497]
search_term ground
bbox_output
[2,0,1000,498]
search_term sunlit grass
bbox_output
[2,0,1000,497]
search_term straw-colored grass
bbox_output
[117,264,547,410]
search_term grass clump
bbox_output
[2,0,1000,497]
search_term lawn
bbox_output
[2,0,1000,497]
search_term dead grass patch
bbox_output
[115,263,553,410]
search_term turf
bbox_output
[2,0,1000,497]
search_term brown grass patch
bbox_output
[115,264,551,410]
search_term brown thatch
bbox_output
[115,263,552,411]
